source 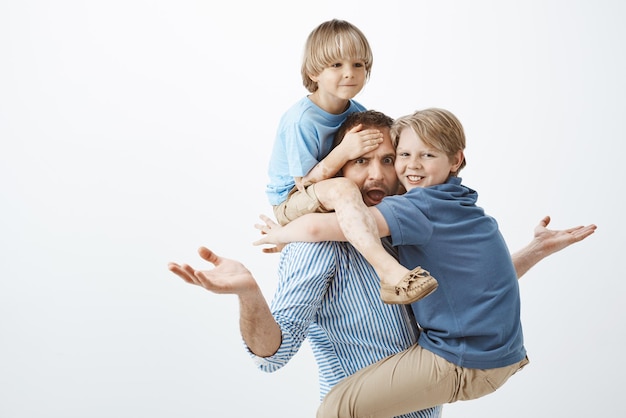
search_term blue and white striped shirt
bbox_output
[248,241,442,418]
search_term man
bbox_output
[168,110,596,418]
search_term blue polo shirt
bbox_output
[376,177,526,369]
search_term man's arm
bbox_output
[168,247,281,357]
[511,216,597,279]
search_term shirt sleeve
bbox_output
[246,242,336,372]
[376,193,433,247]
[283,121,321,177]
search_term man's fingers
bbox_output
[168,262,197,284]
[538,215,551,228]
[574,224,597,240]
[198,246,219,266]
[167,262,187,277]
[546,221,597,238]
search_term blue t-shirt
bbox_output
[265,96,366,205]
[376,177,526,369]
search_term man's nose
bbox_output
[368,163,384,179]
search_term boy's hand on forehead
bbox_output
[338,124,384,161]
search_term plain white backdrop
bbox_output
[1,1,623,417]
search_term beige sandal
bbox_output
[380,266,438,305]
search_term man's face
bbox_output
[340,126,399,207]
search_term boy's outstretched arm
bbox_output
[168,247,281,357]
[253,207,391,252]
[253,213,342,253]
[512,216,597,279]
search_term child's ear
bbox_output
[308,73,319,82]
[451,151,464,172]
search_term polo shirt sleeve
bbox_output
[376,194,433,247]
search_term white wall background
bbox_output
[1,1,623,417]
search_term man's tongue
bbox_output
[367,190,385,203]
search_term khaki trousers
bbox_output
[273,184,330,226]
[316,344,529,418]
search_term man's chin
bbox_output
[362,198,376,206]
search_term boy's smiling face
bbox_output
[394,128,464,192]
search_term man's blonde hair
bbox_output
[391,108,467,175]
[301,19,373,93]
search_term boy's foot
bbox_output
[380,266,438,305]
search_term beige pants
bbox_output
[317,344,529,418]
[273,184,330,226]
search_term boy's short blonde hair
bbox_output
[391,108,467,174]
[301,19,373,93]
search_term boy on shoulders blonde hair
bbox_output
[266,20,437,305]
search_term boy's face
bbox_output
[341,127,399,207]
[394,128,463,192]
[310,59,367,102]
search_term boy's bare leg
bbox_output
[315,178,438,304]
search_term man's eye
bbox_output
[383,157,394,164]
[355,158,366,164]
